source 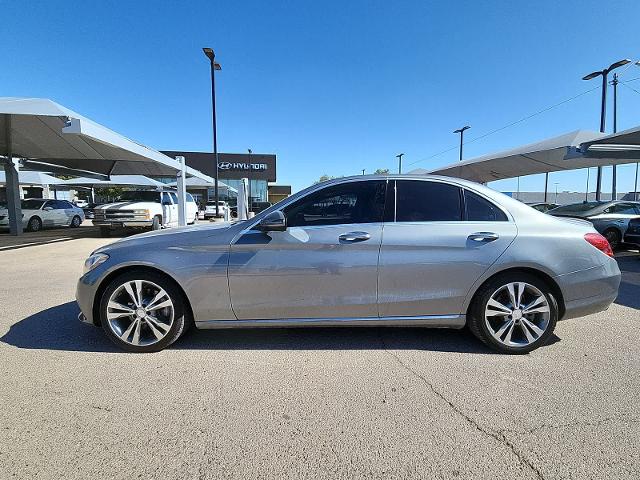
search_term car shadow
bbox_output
[614,252,640,310]
[1,301,561,355]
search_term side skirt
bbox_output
[195,314,466,330]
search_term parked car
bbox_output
[82,203,103,219]
[0,198,84,231]
[548,201,640,248]
[77,175,620,354]
[527,202,559,213]
[204,201,229,219]
[93,190,198,237]
[624,217,640,247]
[74,199,89,208]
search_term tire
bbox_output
[152,215,161,231]
[99,270,190,353]
[70,215,82,228]
[99,227,111,237]
[467,272,558,354]
[603,228,621,249]
[26,216,42,232]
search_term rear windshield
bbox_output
[118,191,160,203]
[548,202,603,215]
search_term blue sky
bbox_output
[3,0,640,194]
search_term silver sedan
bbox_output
[76,175,621,354]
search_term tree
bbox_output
[314,174,338,184]
[374,168,390,175]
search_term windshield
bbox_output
[548,202,604,215]
[118,191,160,203]
[21,199,46,209]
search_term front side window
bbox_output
[395,180,462,222]
[464,190,508,221]
[284,181,386,227]
[169,192,179,204]
[161,193,172,205]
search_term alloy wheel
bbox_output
[106,280,175,347]
[484,282,550,348]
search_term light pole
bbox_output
[554,182,559,203]
[611,72,619,198]
[203,47,222,217]
[361,169,365,175]
[396,153,404,174]
[582,59,630,201]
[247,148,252,214]
[454,126,470,162]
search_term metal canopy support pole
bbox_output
[585,168,590,202]
[595,73,608,201]
[176,156,187,227]
[635,163,639,201]
[544,172,549,203]
[612,73,618,199]
[3,114,22,236]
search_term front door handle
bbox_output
[339,231,371,243]
[468,232,499,243]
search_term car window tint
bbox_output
[395,180,462,222]
[465,190,508,221]
[186,193,195,202]
[169,192,179,204]
[612,203,638,214]
[162,193,172,205]
[284,180,386,227]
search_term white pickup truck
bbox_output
[93,190,198,237]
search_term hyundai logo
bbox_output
[219,162,232,170]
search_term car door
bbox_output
[228,179,387,320]
[378,180,517,317]
[161,192,174,226]
[169,192,181,225]
[57,200,76,225]
[41,200,65,226]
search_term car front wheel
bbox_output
[468,273,558,354]
[27,216,42,232]
[99,271,189,352]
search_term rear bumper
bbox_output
[556,260,621,320]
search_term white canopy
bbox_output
[62,175,166,188]
[423,127,640,183]
[166,176,238,193]
[0,170,64,186]
[0,97,212,181]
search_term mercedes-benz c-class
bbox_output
[76,175,621,354]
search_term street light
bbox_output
[453,126,470,162]
[247,148,252,214]
[203,47,222,216]
[582,58,630,201]
[396,153,404,174]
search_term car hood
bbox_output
[97,221,240,252]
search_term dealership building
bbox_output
[161,151,290,206]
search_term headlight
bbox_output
[133,209,150,219]
[83,253,109,274]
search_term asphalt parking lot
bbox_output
[0,227,639,479]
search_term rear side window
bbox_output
[186,193,195,203]
[464,190,508,221]
[169,192,179,204]
[395,180,462,222]
[610,203,640,214]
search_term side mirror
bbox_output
[257,211,286,232]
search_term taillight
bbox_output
[584,232,614,257]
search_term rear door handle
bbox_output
[468,232,499,243]
[339,231,371,243]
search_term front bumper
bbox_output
[93,220,153,228]
[557,259,621,320]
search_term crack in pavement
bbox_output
[380,338,545,480]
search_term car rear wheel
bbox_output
[27,216,42,232]
[70,215,82,228]
[468,273,558,354]
[603,228,621,249]
[99,271,189,352]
